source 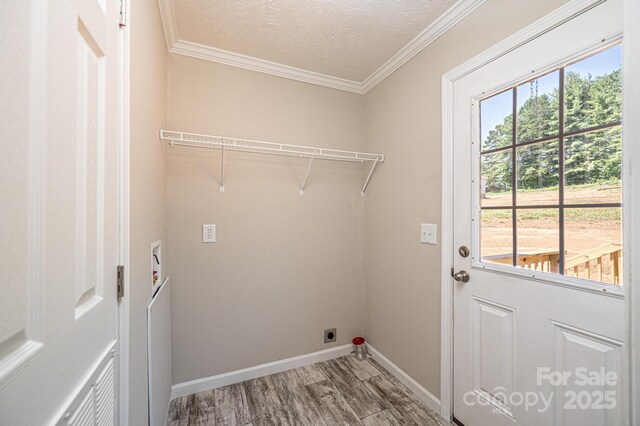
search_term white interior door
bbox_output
[452,1,625,425]
[0,0,122,424]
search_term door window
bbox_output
[478,44,623,286]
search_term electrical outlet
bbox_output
[202,224,216,243]
[421,223,437,245]
[324,328,336,343]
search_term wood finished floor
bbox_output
[167,355,450,426]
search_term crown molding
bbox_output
[171,39,365,93]
[361,0,487,93]
[157,0,178,49]
[157,0,486,94]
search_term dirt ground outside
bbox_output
[482,183,622,207]
[480,183,623,285]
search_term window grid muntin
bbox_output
[559,66,566,272]
[478,48,622,275]
[480,120,622,156]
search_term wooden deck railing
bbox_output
[485,242,623,285]
[485,250,561,273]
[564,243,622,284]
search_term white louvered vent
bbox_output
[60,347,116,426]
[95,358,115,426]
[68,388,95,426]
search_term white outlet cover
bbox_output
[420,223,437,245]
[202,224,216,243]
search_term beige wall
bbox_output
[129,0,167,424]
[162,0,570,400]
[363,0,569,398]
[166,54,367,384]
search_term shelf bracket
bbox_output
[299,155,315,195]
[361,158,381,196]
[220,145,225,192]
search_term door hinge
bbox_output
[117,265,125,299]
[119,0,127,27]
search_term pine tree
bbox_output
[481,67,621,192]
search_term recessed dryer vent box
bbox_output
[151,240,162,297]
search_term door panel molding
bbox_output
[0,0,47,382]
[472,297,516,418]
[74,12,108,320]
[550,321,623,426]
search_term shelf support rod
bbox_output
[361,158,381,196]
[220,145,225,192]
[300,155,315,195]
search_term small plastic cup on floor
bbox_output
[352,336,367,361]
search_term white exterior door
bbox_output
[452,1,625,425]
[0,0,122,424]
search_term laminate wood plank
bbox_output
[401,389,449,426]
[188,390,216,425]
[167,397,186,426]
[402,392,449,426]
[364,374,439,426]
[361,410,401,426]
[214,386,234,426]
[320,358,385,418]
[367,359,399,384]
[172,395,194,426]
[306,380,363,425]
[167,397,182,422]
[295,363,328,386]
[371,371,448,426]
[359,359,449,425]
[214,383,251,426]
[269,370,327,426]
[243,376,291,426]
[232,383,252,425]
[340,355,382,381]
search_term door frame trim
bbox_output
[117,0,131,423]
[623,0,640,422]
[439,0,627,421]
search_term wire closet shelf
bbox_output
[160,130,385,195]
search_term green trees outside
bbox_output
[481,68,622,193]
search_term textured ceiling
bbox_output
[173,0,457,82]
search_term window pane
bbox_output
[516,140,559,206]
[564,127,622,204]
[481,209,513,265]
[481,90,513,152]
[564,45,622,132]
[481,150,512,207]
[517,71,560,142]
[565,208,622,285]
[516,209,560,272]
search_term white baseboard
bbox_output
[170,344,352,400]
[366,344,441,415]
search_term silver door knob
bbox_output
[452,270,470,283]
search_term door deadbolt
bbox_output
[452,270,470,283]
[458,246,470,258]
